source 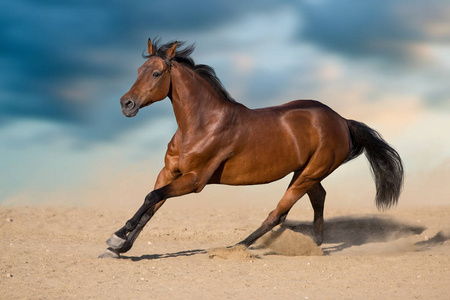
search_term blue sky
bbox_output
[1,0,449,206]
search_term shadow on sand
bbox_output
[282,215,428,254]
[121,249,207,261]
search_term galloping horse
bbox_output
[100,39,403,258]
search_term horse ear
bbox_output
[166,42,177,60]
[147,38,156,55]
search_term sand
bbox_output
[1,199,449,299]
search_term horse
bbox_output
[99,38,404,258]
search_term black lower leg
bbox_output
[237,211,285,247]
[114,190,162,239]
[111,205,158,253]
[307,183,326,245]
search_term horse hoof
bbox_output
[106,234,126,249]
[98,248,120,259]
[314,236,323,246]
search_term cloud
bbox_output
[297,0,450,64]
[2,0,449,131]
[3,0,448,138]
[0,0,279,138]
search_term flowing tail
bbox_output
[346,120,404,210]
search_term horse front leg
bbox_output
[105,188,164,248]
[103,199,167,257]
[99,171,197,258]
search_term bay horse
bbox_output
[100,39,403,258]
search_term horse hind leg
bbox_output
[236,208,289,248]
[307,182,326,245]
[237,173,319,248]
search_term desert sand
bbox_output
[1,192,449,299]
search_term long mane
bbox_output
[143,39,236,103]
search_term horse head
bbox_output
[120,38,177,117]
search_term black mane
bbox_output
[143,39,236,103]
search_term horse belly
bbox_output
[216,136,306,185]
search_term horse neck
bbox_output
[168,63,237,133]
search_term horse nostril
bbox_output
[124,100,135,110]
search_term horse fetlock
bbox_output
[144,190,161,204]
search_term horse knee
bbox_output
[144,191,158,205]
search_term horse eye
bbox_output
[153,71,162,78]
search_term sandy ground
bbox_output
[1,196,449,299]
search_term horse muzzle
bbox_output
[120,98,139,117]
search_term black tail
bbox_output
[346,120,404,210]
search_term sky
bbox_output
[1,0,449,207]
